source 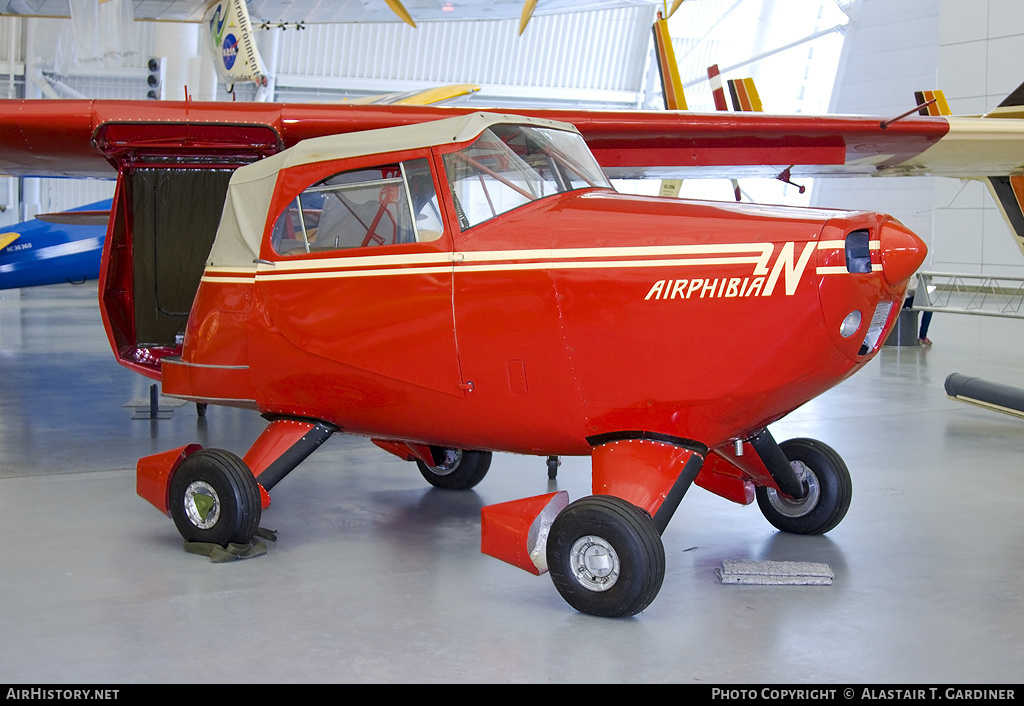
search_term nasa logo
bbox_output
[222,34,238,70]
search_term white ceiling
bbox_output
[0,0,663,24]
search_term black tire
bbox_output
[168,449,262,547]
[416,448,492,490]
[546,495,665,618]
[755,437,852,535]
[546,455,560,480]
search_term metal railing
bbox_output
[915,271,1024,319]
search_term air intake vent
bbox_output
[845,230,872,273]
[859,301,894,355]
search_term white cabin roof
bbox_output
[207,112,581,268]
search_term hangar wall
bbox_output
[269,6,657,108]
[812,0,1024,278]
[809,0,941,266]
[932,0,1024,277]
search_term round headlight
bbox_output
[840,310,862,338]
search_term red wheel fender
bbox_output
[137,444,204,515]
[481,491,569,575]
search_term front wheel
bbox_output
[168,449,262,547]
[546,495,665,618]
[755,438,852,535]
[416,448,492,490]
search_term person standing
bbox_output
[904,273,933,345]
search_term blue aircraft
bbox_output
[0,199,110,290]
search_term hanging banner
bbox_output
[203,0,267,87]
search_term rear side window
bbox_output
[271,158,443,256]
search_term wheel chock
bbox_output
[480,491,568,575]
[183,528,277,563]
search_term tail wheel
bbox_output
[169,449,262,547]
[546,495,665,618]
[416,448,492,490]
[755,437,852,535]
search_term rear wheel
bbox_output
[169,449,262,546]
[416,448,492,490]
[546,496,665,618]
[755,438,852,535]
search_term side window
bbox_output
[404,158,445,243]
[271,157,444,256]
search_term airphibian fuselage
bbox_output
[113,113,924,617]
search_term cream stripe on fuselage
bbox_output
[200,239,875,283]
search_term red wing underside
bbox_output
[0,100,955,181]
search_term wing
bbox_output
[0,97,1010,180]
[342,84,481,106]
[8,98,1023,258]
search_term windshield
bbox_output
[442,124,611,230]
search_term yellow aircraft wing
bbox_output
[345,84,481,106]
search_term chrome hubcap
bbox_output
[765,461,820,518]
[569,535,620,592]
[428,448,462,476]
[183,480,221,530]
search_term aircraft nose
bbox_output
[878,219,927,286]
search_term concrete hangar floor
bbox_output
[0,281,1021,684]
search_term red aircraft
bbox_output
[0,99,935,617]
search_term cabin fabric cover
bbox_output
[206,112,580,269]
